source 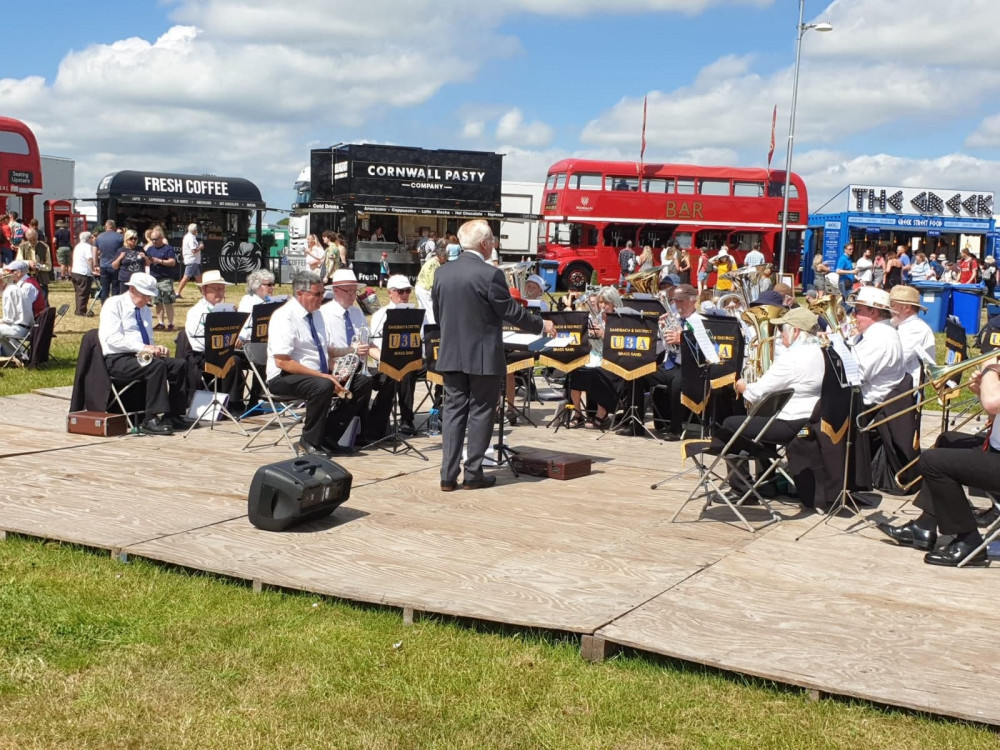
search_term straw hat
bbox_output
[329,268,363,290]
[888,285,926,310]
[196,270,233,287]
[849,286,891,311]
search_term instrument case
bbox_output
[67,411,130,437]
[510,449,592,481]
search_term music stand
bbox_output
[502,323,540,427]
[365,308,427,460]
[239,300,284,420]
[598,312,662,441]
[184,311,250,437]
[539,312,590,432]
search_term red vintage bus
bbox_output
[536,158,808,289]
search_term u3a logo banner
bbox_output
[538,311,590,372]
[600,314,659,381]
[379,307,426,381]
[204,311,250,379]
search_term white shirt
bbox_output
[185,296,236,353]
[319,300,368,349]
[16,276,37,306]
[99,293,153,355]
[266,297,331,381]
[182,231,201,265]
[895,313,936,388]
[855,257,874,284]
[744,337,823,421]
[237,292,268,341]
[853,319,906,404]
[71,241,94,276]
[744,249,765,267]
[1,283,32,329]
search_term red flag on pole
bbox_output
[767,104,777,176]
[638,95,648,191]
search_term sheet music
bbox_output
[688,317,720,364]
[832,337,864,386]
[503,332,541,346]
[543,335,573,348]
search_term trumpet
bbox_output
[137,350,154,367]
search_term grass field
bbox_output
[2,278,997,747]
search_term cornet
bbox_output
[137,350,154,367]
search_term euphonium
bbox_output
[740,304,785,380]
[657,292,682,355]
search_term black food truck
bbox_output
[299,144,504,282]
[96,170,266,282]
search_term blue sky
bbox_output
[4,0,1000,217]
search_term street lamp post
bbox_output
[777,0,832,276]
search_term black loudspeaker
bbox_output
[248,456,353,531]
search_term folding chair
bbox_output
[0,322,33,369]
[108,377,143,433]
[241,342,304,454]
[959,492,1000,568]
[670,388,794,533]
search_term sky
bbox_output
[4,0,1000,220]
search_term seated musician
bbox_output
[877,361,1000,567]
[523,274,549,311]
[98,272,189,435]
[646,283,703,440]
[183,269,245,413]
[237,269,277,343]
[568,286,624,430]
[319,268,376,446]
[721,308,823,491]
[267,269,372,456]
[367,274,422,438]
[889,285,935,387]
[848,287,905,408]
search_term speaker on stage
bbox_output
[248,456,353,531]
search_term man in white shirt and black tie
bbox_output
[98,272,189,435]
[267,270,372,456]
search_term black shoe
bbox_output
[140,416,173,436]
[296,440,330,457]
[924,538,988,567]
[169,415,194,430]
[463,474,497,490]
[876,520,937,551]
[505,407,519,426]
[661,431,681,442]
[975,505,1000,528]
[440,481,458,492]
[327,444,357,456]
[400,421,417,436]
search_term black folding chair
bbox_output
[241,342,304,454]
[670,388,794,533]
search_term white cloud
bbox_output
[495,109,554,147]
[966,113,1000,149]
[461,119,486,139]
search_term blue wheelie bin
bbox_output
[538,260,559,293]
[911,281,948,333]
[949,283,985,334]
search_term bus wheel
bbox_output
[562,263,591,291]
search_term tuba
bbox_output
[500,261,534,295]
[624,266,664,296]
[716,264,765,314]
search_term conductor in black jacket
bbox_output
[432,220,556,491]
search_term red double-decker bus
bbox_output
[537,158,808,289]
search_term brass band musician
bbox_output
[877,361,1000,567]
[888,285,936,387]
[848,287,905,407]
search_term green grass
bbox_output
[0,536,997,749]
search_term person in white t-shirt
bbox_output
[177,223,204,298]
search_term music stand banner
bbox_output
[600,314,659,381]
[502,321,537,374]
[204,311,249,378]
[378,308,425,381]
[621,297,666,319]
[703,316,743,389]
[945,319,968,365]
[250,301,284,343]
[538,311,589,371]
[680,330,710,415]
[423,324,442,385]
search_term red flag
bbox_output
[767,104,777,175]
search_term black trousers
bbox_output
[914,431,1000,536]
[568,367,622,414]
[647,366,683,433]
[99,267,120,301]
[268,371,372,448]
[366,371,416,440]
[186,351,248,413]
[71,273,92,315]
[105,353,188,418]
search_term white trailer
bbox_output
[499,180,543,260]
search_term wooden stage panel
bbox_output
[596,528,1000,726]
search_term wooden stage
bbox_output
[2,387,998,727]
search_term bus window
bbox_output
[676,178,695,194]
[643,178,672,193]
[554,173,566,189]
[548,222,595,246]
[605,176,638,191]
[640,226,673,248]
[673,232,693,250]
[698,179,730,196]
[544,192,558,211]
[570,173,602,190]
[545,174,557,189]
[0,131,31,154]
[602,223,638,248]
[768,180,798,199]
[734,181,765,198]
